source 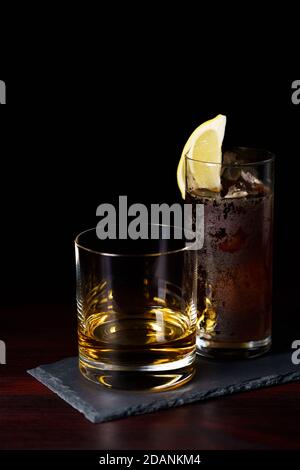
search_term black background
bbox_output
[0,73,299,344]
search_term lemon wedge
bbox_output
[177,114,226,198]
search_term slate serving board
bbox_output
[28,352,300,423]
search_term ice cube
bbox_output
[223,151,239,166]
[221,152,242,196]
[241,170,262,186]
[222,166,241,182]
[224,184,248,199]
[240,170,265,195]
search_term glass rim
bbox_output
[75,225,198,258]
[185,146,275,167]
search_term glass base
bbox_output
[197,336,271,359]
[79,354,196,391]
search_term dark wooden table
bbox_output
[1,306,300,450]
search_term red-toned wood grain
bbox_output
[1,306,300,450]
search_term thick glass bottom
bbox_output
[197,336,271,359]
[79,353,196,391]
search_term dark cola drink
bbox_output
[186,148,274,358]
